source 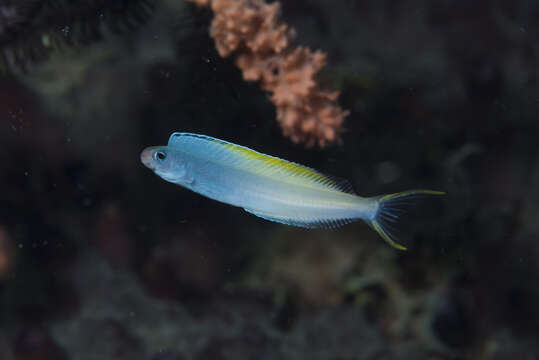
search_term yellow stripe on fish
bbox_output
[168,132,355,194]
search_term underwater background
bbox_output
[1,0,538,359]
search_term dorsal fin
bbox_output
[168,132,356,194]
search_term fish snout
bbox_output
[140,147,155,169]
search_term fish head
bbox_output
[140,146,190,184]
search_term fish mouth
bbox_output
[140,147,156,169]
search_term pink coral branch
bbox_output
[187,0,349,147]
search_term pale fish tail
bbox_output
[367,189,445,251]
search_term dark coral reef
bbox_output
[0,0,154,72]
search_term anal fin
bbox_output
[243,208,356,229]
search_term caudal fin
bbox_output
[367,190,445,250]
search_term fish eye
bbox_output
[154,150,167,162]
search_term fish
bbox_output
[140,132,444,250]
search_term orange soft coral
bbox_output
[187,0,349,147]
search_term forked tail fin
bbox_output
[367,190,445,250]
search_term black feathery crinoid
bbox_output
[0,0,155,73]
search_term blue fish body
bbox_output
[141,132,444,250]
